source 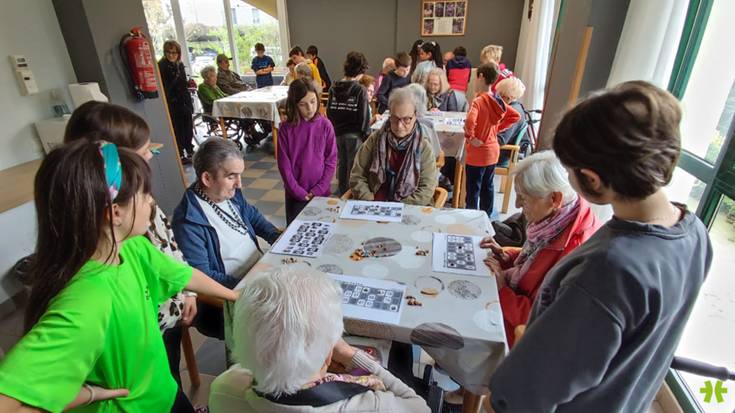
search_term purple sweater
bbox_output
[277,114,337,201]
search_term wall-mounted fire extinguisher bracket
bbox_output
[119,27,159,101]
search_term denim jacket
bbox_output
[172,186,280,288]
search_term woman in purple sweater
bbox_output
[277,79,338,223]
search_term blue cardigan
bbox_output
[172,186,281,288]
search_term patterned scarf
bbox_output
[504,197,581,289]
[428,92,446,111]
[368,122,422,201]
[303,373,386,392]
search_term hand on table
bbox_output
[305,192,314,201]
[480,237,512,266]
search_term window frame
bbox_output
[666,0,735,411]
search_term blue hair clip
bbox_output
[98,141,122,201]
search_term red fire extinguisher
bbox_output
[119,27,159,101]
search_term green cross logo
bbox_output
[700,380,728,404]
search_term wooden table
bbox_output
[372,111,467,208]
[212,85,288,156]
[231,197,507,411]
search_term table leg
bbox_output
[462,390,483,413]
[272,124,278,160]
[219,117,228,139]
[452,162,465,208]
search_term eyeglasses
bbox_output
[389,114,416,127]
[164,50,179,55]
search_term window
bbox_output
[664,167,706,213]
[142,0,177,61]
[675,197,735,413]
[179,0,232,81]
[667,1,735,411]
[229,2,284,76]
[678,0,735,164]
[144,0,287,84]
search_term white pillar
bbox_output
[276,0,291,65]
[223,0,239,70]
[169,0,192,75]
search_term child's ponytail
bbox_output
[25,137,151,331]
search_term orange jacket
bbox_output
[498,199,601,348]
[464,92,520,166]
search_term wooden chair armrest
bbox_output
[340,189,353,200]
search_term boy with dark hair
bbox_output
[446,46,472,91]
[251,42,275,88]
[289,46,322,90]
[376,52,412,114]
[306,45,332,91]
[487,81,712,413]
[464,62,520,219]
[327,51,371,196]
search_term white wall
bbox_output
[0,0,77,170]
[0,0,77,302]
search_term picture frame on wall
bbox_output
[421,0,467,36]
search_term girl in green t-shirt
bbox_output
[0,140,239,413]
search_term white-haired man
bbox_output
[209,265,430,412]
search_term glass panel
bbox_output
[679,0,735,164]
[664,167,706,213]
[675,196,735,412]
[142,0,177,61]
[180,0,232,81]
[229,2,285,77]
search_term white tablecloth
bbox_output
[231,197,507,393]
[212,85,288,128]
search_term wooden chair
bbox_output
[436,150,445,168]
[495,122,529,213]
[320,92,329,115]
[341,188,447,209]
[180,293,224,388]
[495,144,521,213]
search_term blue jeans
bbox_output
[465,164,497,218]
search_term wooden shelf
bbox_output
[0,159,42,214]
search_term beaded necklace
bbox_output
[193,183,249,237]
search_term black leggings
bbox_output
[162,326,183,387]
[170,388,196,413]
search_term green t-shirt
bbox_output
[0,236,193,412]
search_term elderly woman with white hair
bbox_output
[481,151,600,348]
[349,87,438,205]
[496,77,528,146]
[295,61,323,94]
[423,68,468,112]
[198,65,228,114]
[209,266,430,412]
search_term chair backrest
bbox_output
[511,122,529,146]
[342,188,447,208]
[432,187,448,208]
